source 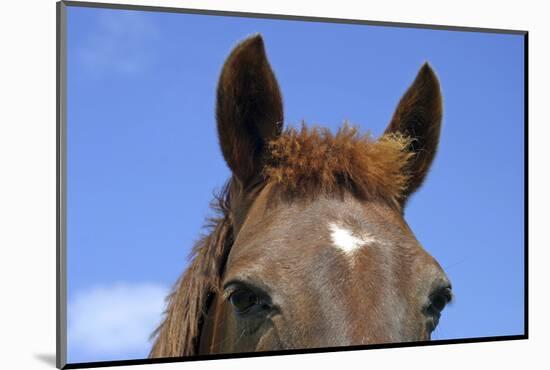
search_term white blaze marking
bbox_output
[328,222,376,254]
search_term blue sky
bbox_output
[66,5,525,364]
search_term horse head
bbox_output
[150,34,451,357]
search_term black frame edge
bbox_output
[62,335,528,369]
[62,0,527,35]
[523,32,529,338]
[57,1,68,369]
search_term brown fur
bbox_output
[216,35,284,186]
[385,63,443,203]
[265,123,414,209]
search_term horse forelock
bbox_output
[264,123,414,209]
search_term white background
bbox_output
[0,0,546,369]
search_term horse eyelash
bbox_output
[222,285,238,300]
[222,280,253,300]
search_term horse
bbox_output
[149,34,452,357]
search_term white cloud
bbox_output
[77,11,160,74]
[68,282,168,362]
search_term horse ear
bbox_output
[216,34,284,187]
[384,63,443,205]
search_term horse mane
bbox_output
[149,123,413,357]
[265,123,414,208]
[149,184,233,357]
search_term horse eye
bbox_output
[427,287,452,316]
[229,289,259,314]
[430,295,447,313]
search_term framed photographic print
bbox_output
[57,1,527,368]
